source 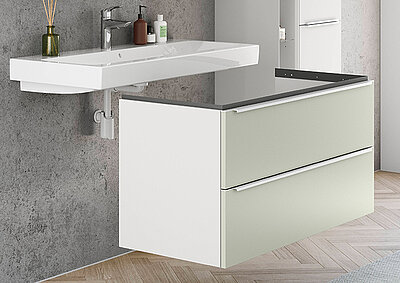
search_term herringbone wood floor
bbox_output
[48,171,400,283]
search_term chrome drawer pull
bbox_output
[230,148,373,192]
[232,81,373,114]
[300,19,340,27]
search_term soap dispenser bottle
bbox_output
[134,5,147,45]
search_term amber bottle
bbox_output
[134,5,147,45]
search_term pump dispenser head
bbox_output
[138,5,146,19]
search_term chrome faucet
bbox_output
[101,6,132,51]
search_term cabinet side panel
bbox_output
[119,100,221,267]
[381,0,400,172]
[280,0,300,69]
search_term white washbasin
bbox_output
[10,40,259,94]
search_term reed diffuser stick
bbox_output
[52,0,58,26]
[48,0,51,22]
[50,0,53,24]
[41,0,58,26]
[41,0,50,24]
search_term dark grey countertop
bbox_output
[121,69,368,110]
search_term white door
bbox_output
[299,22,341,72]
[300,0,341,24]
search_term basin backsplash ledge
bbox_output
[0,0,214,282]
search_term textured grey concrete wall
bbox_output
[0,1,214,282]
[342,0,381,169]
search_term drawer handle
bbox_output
[232,81,373,114]
[300,19,340,27]
[230,147,373,192]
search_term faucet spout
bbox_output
[107,20,132,30]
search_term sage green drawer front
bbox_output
[221,83,374,189]
[220,151,374,268]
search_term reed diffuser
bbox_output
[41,0,59,56]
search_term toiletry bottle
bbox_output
[154,14,167,43]
[134,5,147,45]
[147,25,156,44]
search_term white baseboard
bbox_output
[36,250,134,283]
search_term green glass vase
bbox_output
[42,26,60,56]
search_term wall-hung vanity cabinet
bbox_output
[119,70,374,268]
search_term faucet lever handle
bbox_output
[101,6,122,19]
[106,5,121,12]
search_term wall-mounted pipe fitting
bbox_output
[94,83,148,139]
[114,83,149,94]
[94,89,115,140]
